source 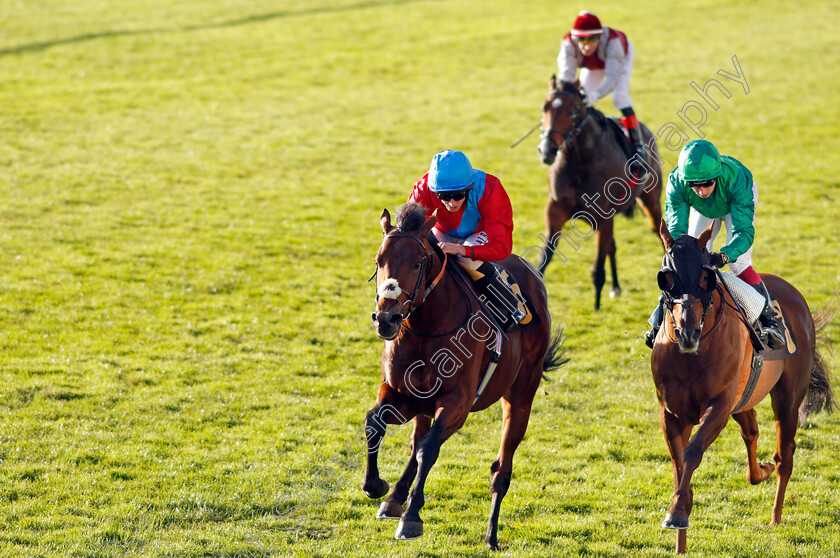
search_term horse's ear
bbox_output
[657,269,675,292]
[659,219,674,250]
[550,74,557,91]
[380,209,394,235]
[696,222,714,251]
[419,211,437,239]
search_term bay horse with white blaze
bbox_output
[651,220,835,554]
[537,76,663,309]
[364,204,567,549]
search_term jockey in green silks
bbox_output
[645,139,785,350]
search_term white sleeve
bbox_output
[556,39,579,83]
[594,38,627,99]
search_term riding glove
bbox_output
[709,252,729,268]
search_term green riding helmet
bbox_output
[678,139,722,182]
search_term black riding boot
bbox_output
[754,281,786,350]
[645,295,664,348]
[474,262,527,331]
[621,108,648,178]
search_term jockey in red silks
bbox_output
[557,11,647,175]
[407,150,528,330]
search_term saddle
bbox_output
[605,116,636,160]
[722,276,799,414]
[449,260,540,405]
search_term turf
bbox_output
[0,0,838,556]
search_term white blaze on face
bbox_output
[377,278,401,300]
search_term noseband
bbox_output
[541,89,587,153]
[370,233,447,322]
[661,283,729,345]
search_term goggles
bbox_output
[436,186,471,202]
[688,178,716,190]
[573,35,600,44]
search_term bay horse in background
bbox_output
[651,220,835,554]
[537,76,663,309]
[363,203,567,550]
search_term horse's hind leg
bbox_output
[485,392,535,550]
[769,388,803,525]
[377,415,431,519]
[638,185,663,235]
[592,218,614,309]
[732,409,775,485]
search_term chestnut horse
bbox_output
[651,221,835,554]
[364,204,567,549]
[537,77,663,309]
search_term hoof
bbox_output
[662,512,689,530]
[376,500,403,519]
[484,538,499,551]
[610,287,622,299]
[362,478,389,500]
[395,519,423,540]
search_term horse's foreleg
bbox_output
[660,407,692,529]
[396,398,469,541]
[361,388,413,500]
[732,409,775,485]
[377,415,431,520]
[667,394,730,533]
[538,196,572,276]
[660,409,694,556]
[484,396,533,550]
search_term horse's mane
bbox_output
[557,80,608,128]
[394,202,429,234]
[559,80,580,95]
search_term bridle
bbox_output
[370,232,448,324]
[661,286,723,344]
[658,243,722,345]
[540,88,588,153]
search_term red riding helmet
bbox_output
[570,11,603,37]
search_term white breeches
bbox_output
[579,43,634,110]
[687,181,758,275]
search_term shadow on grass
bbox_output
[0,0,437,57]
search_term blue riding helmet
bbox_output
[428,150,476,192]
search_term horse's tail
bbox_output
[799,297,838,425]
[542,328,569,381]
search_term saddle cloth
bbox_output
[605,116,635,160]
[730,286,799,414]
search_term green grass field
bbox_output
[1,0,839,556]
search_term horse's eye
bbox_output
[413,261,422,270]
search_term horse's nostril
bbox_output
[371,312,377,324]
[388,314,402,325]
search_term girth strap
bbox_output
[474,330,504,405]
[732,353,765,415]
